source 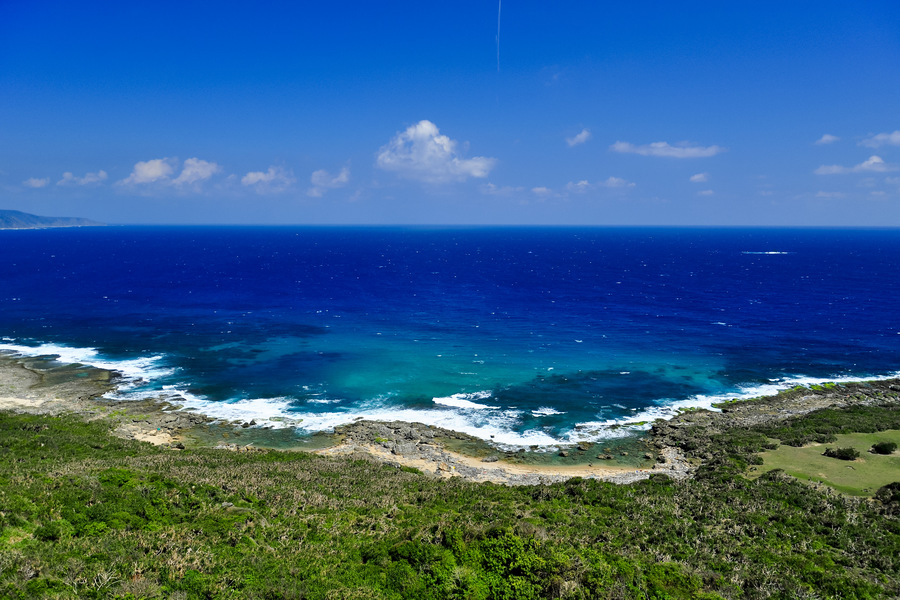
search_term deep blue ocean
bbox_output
[1,226,899,447]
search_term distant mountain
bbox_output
[0,209,104,229]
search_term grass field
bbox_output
[754,429,900,496]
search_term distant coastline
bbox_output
[0,209,104,229]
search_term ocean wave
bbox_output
[561,370,900,444]
[0,341,175,386]
[133,368,900,448]
[3,338,898,449]
[566,371,900,440]
[288,405,560,447]
[432,391,498,410]
[119,386,561,447]
[532,407,564,417]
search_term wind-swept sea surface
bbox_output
[1,226,899,448]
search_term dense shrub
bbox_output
[875,482,900,515]
[33,519,75,541]
[871,441,897,455]
[823,446,860,460]
[2,408,900,599]
[758,405,900,447]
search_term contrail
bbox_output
[496,0,501,71]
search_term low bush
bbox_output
[2,408,900,598]
[875,482,900,515]
[871,441,897,455]
[823,446,860,460]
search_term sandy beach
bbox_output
[316,420,693,485]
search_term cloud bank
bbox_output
[611,141,725,158]
[376,120,496,183]
[815,155,899,175]
[860,131,900,148]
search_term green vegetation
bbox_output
[755,430,900,496]
[877,483,900,516]
[1,410,900,599]
[823,447,860,460]
[667,404,900,479]
[871,441,897,455]
[758,405,900,447]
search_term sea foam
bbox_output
[0,341,174,385]
[432,391,498,409]
[3,339,899,450]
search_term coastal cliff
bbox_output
[0,209,104,229]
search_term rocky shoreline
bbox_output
[0,352,214,446]
[0,351,693,484]
[3,349,898,486]
[650,378,900,461]
[318,419,694,485]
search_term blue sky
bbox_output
[2,1,899,225]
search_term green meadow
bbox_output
[754,430,900,496]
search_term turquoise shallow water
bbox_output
[1,226,899,447]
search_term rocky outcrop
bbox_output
[649,379,900,458]
[0,352,214,446]
[324,419,694,486]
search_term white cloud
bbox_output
[531,186,554,197]
[565,180,591,193]
[307,166,350,197]
[815,134,840,145]
[58,170,108,186]
[564,177,634,193]
[172,158,221,187]
[566,128,591,147]
[22,177,50,188]
[120,158,175,185]
[376,120,496,183]
[860,131,900,148]
[689,172,709,183]
[480,183,524,196]
[815,191,846,198]
[600,176,634,188]
[118,157,220,190]
[814,155,899,175]
[698,189,714,196]
[611,140,725,158]
[241,166,296,193]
